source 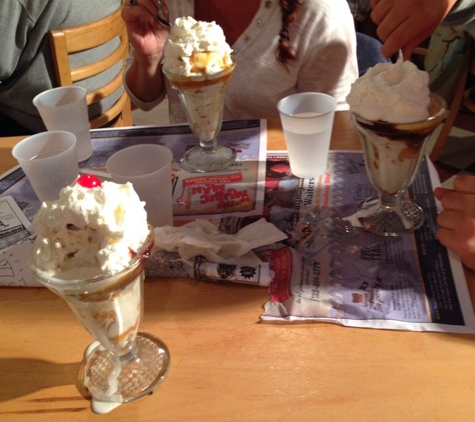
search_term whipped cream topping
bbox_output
[31,179,149,278]
[162,16,233,78]
[347,60,430,123]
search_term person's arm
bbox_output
[0,1,40,82]
[369,0,458,59]
[125,47,165,104]
[121,0,170,106]
[434,175,475,271]
[298,4,358,109]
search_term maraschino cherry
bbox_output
[77,174,102,188]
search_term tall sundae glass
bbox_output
[351,93,446,235]
[28,175,170,412]
[347,60,447,236]
[162,17,236,172]
[164,62,236,172]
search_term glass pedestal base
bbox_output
[355,196,425,236]
[182,144,236,172]
[80,332,170,405]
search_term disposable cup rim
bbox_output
[277,92,337,118]
[33,86,87,109]
[12,130,77,162]
[106,144,173,178]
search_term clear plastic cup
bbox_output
[12,131,79,202]
[107,144,174,227]
[33,86,92,162]
[278,92,337,179]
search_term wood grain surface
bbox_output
[1,113,475,422]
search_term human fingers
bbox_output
[373,0,450,29]
[435,176,475,199]
[122,0,162,26]
[379,24,430,59]
[369,0,381,8]
[370,1,424,58]
[437,209,466,230]
[371,0,451,58]
[122,3,169,58]
[370,0,393,26]
[123,0,158,13]
[461,256,475,272]
[122,2,155,28]
[400,43,418,61]
[439,190,475,213]
[434,186,453,202]
[437,213,475,247]
[437,227,475,271]
[452,175,475,194]
[436,227,460,251]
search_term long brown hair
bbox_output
[277,0,301,66]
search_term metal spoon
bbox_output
[157,0,172,27]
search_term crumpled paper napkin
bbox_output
[153,218,287,266]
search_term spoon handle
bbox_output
[157,0,172,27]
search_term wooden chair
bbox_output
[412,26,473,161]
[49,7,132,129]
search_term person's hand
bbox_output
[122,0,171,103]
[434,175,475,271]
[122,0,170,63]
[369,0,458,59]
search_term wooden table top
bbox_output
[1,112,475,422]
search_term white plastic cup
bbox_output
[277,92,337,179]
[12,131,79,202]
[33,86,92,162]
[106,144,174,227]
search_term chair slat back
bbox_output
[49,8,132,129]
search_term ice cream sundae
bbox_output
[163,16,236,172]
[30,174,153,348]
[347,59,431,124]
[31,174,150,278]
[29,175,169,409]
[163,16,233,78]
[346,60,447,235]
